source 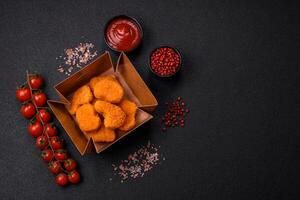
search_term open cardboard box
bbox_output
[48,52,158,155]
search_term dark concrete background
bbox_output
[0,0,299,199]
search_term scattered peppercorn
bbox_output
[150,47,181,77]
[161,97,189,131]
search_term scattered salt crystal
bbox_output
[112,142,164,182]
[56,42,98,76]
[57,67,64,73]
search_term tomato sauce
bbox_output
[105,17,142,52]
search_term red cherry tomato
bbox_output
[41,149,53,162]
[55,149,68,161]
[45,123,58,137]
[33,92,47,107]
[49,161,62,174]
[27,121,43,138]
[55,173,68,186]
[36,109,51,123]
[68,170,80,184]
[35,135,48,149]
[16,87,31,102]
[50,136,64,150]
[64,159,77,171]
[20,103,36,119]
[29,75,44,89]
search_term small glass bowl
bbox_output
[149,46,182,77]
[104,15,143,53]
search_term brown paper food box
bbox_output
[48,52,158,155]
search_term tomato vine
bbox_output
[16,72,81,186]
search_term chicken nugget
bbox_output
[86,126,116,142]
[118,99,138,131]
[93,76,124,103]
[76,103,101,131]
[67,85,93,115]
[94,100,126,129]
[89,75,115,91]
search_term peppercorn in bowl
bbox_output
[149,46,181,77]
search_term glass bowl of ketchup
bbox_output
[104,15,143,52]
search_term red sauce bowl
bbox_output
[104,15,143,52]
[149,46,182,78]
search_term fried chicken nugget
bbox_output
[94,100,126,129]
[93,75,124,103]
[86,126,116,142]
[118,99,138,131]
[89,75,115,91]
[67,85,93,115]
[75,104,101,131]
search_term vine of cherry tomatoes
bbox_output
[16,73,81,187]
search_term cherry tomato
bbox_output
[55,149,68,161]
[49,161,62,174]
[16,87,31,102]
[36,109,51,123]
[20,103,36,119]
[45,123,58,137]
[50,136,64,150]
[29,75,44,89]
[41,149,53,162]
[55,173,68,186]
[64,159,77,171]
[33,92,47,107]
[68,170,80,184]
[27,121,43,138]
[35,135,48,149]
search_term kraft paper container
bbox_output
[48,51,158,155]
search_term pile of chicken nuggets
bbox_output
[67,75,138,143]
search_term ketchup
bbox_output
[105,17,142,52]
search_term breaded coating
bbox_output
[93,75,124,103]
[89,76,102,91]
[89,75,115,91]
[75,104,101,131]
[86,126,116,142]
[67,85,93,115]
[118,99,138,131]
[94,100,126,129]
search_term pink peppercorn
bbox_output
[150,47,181,77]
[161,96,189,132]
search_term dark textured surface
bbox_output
[0,0,299,199]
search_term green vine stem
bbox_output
[25,71,70,174]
